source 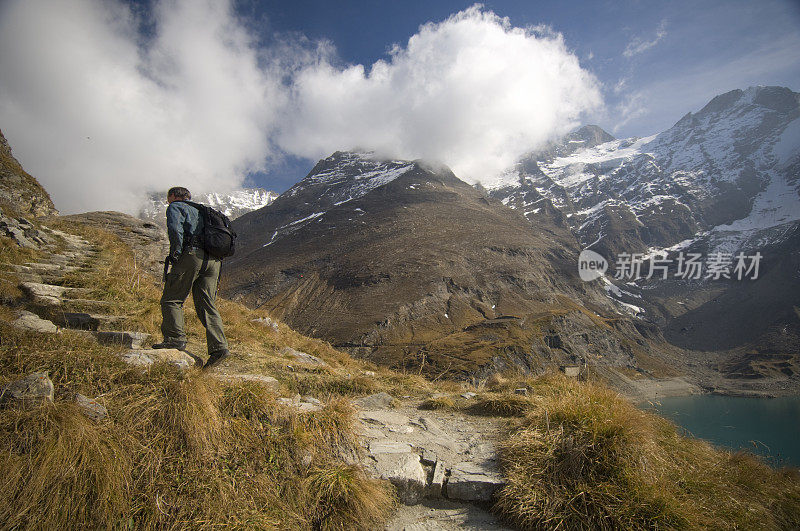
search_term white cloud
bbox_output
[0,2,602,212]
[0,0,283,214]
[279,6,602,187]
[623,19,667,58]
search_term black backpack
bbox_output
[178,201,237,259]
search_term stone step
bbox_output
[56,312,127,331]
[119,348,201,370]
[19,282,91,306]
[94,331,150,349]
[23,262,80,273]
[61,298,112,310]
[10,311,60,334]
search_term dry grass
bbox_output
[0,220,398,529]
[494,373,800,530]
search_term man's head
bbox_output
[167,187,191,204]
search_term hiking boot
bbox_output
[204,349,229,370]
[151,338,187,350]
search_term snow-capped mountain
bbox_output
[490,86,800,377]
[490,87,800,260]
[139,188,278,225]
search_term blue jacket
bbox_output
[166,201,204,259]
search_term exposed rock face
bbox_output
[0,129,57,217]
[225,151,661,377]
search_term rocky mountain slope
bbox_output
[139,188,278,226]
[0,129,57,218]
[489,86,800,385]
[225,151,687,381]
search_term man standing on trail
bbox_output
[152,186,229,369]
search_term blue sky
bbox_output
[242,0,800,190]
[0,0,798,212]
[241,0,800,137]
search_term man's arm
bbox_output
[166,203,185,260]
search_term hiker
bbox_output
[152,186,229,369]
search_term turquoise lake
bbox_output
[642,395,800,468]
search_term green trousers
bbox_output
[160,248,228,354]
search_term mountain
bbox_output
[139,188,278,226]
[225,151,686,380]
[489,86,800,384]
[0,129,57,217]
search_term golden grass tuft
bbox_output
[494,375,800,529]
[467,393,533,417]
[419,395,456,410]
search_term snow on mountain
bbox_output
[491,86,800,258]
[139,188,278,225]
[285,151,414,205]
[255,151,415,246]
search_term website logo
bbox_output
[578,249,608,281]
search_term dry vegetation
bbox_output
[1,219,799,530]
[486,373,800,530]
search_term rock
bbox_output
[60,312,125,331]
[75,393,107,421]
[372,452,427,504]
[446,462,505,502]
[215,373,280,390]
[461,392,477,399]
[417,416,444,436]
[19,282,88,306]
[429,461,446,498]
[280,347,327,367]
[1,372,54,407]
[368,440,413,454]
[301,396,322,406]
[353,391,395,409]
[277,397,322,412]
[359,409,410,427]
[421,448,438,465]
[120,348,199,369]
[119,350,154,368]
[94,331,150,349]
[11,310,59,334]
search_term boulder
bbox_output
[11,310,59,334]
[1,372,54,407]
[119,348,199,369]
[280,347,327,367]
[94,331,150,349]
[353,391,396,409]
[75,393,107,421]
[446,461,505,502]
[372,452,427,504]
[19,282,87,306]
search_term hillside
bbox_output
[0,129,57,218]
[0,135,798,529]
[225,152,685,383]
[490,86,800,389]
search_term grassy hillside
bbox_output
[0,217,798,529]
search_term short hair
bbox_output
[168,186,191,200]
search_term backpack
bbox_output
[178,201,237,259]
